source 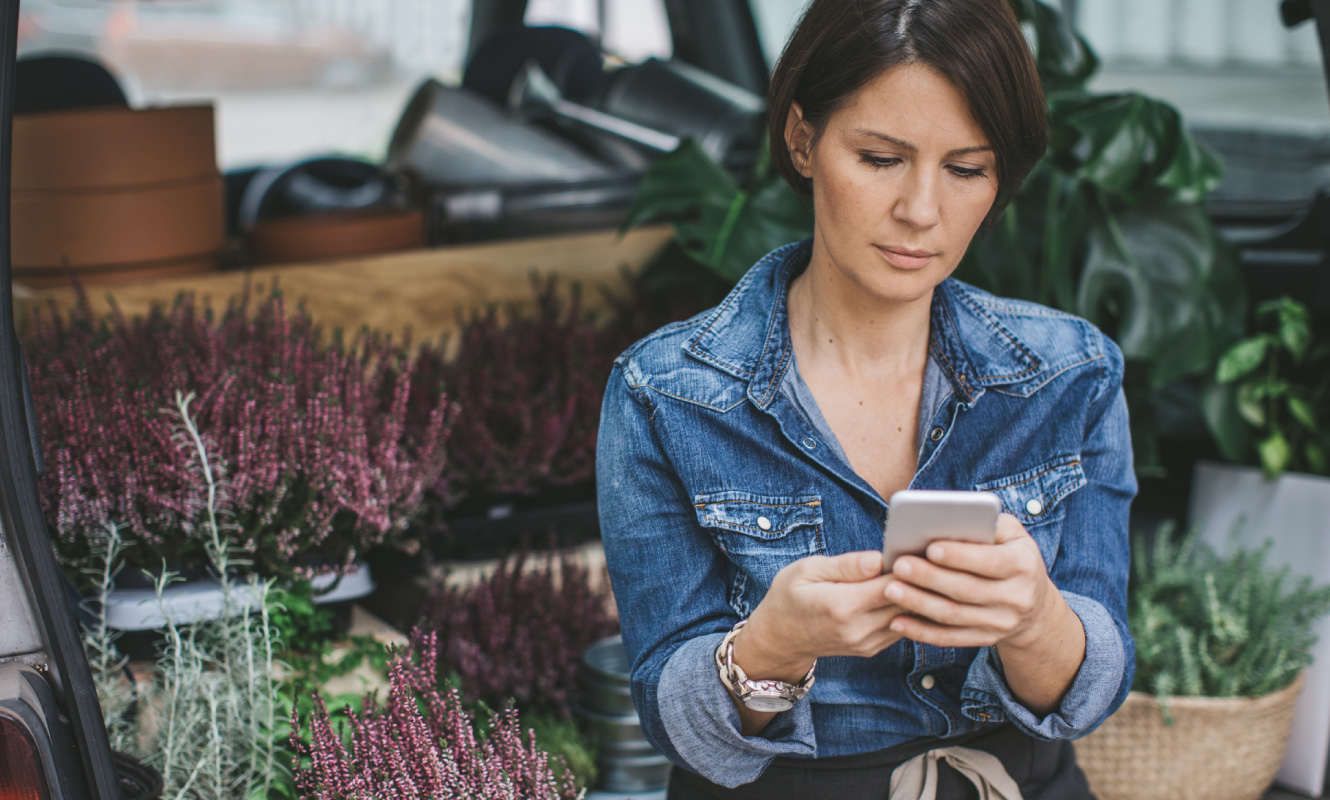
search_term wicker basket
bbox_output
[1074,674,1304,800]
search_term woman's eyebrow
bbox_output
[853,129,993,157]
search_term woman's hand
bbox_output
[739,551,905,677]
[882,513,1058,649]
[727,550,904,734]
[883,513,1087,714]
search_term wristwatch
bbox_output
[714,619,816,713]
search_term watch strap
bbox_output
[714,619,816,705]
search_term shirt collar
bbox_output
[682,240,1044,408]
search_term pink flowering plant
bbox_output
[23,288,453,579]
[416,548,618,719]
[411,277,626,509]
[291,631,581,800]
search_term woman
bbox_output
[596,0,1135,797]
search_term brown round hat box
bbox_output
[246,207,425,265]
[11,104,223,287]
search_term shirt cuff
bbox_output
[960,591,1125,740]
[657,632,817,787]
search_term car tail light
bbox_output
[0,715,50,800]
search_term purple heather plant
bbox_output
[292,632,580,800]
[23,286,454,578]
[416,548,618,719]
[411,276,627,507]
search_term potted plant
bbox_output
[23,285,453,632]
[1074,523,1330,800]
[1187,295,1330,793]
[405,277,631,562]
[81,398,282,800]
[413,547,619,794]
[290,632,582,800]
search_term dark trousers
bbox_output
[666,724,1094,800]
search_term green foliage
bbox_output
[1204,297,1330,477]
[955,3,1243,477]
[521,711,600,795]
[621,0,1245,479]
[267,582,390,686]
[1130,522,1330,722]
[267,582,336,654]
[622,141,812,283]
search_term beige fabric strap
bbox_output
[888,745,1025,800]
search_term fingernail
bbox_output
[885,583,903,601]
[927,544,944,561]
[861,553,881,573]
[890,620,905,632]
[894,559,912,577]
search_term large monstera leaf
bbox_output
[1077,195,1243,390]
[1048,92,1226,205]
[1011,0,1099,91]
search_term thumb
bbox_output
[994,513,1029,544]
[800,550,883,582]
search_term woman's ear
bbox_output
[785,103,814,179]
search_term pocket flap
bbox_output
[694,491,823,539]
[974,457,1085,526]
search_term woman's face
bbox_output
[787,63,999,305]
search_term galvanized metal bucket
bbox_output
[577,634,672,794]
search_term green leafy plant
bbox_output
[267,580,390,686]
[1205,297,1330,478]
[621,0,1245,477]
[961,4,1244,476]
[1130,522,1330,721]
[623,142,813,283]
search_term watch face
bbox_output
[743,692,795,713]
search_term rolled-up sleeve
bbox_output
[597,359,817,786]
[961,336,1137,739]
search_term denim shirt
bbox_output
[596,241,1136,788]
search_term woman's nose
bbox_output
[891,168,941,230]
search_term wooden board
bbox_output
[17,226,675,343]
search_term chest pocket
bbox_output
[974,457,1085,568]
[694,491,824,617]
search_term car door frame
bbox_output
[0,0,120,797]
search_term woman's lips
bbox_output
[875,245,936,270]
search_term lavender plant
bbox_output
[25,286,453,578]
[416,549,618,719]
[82,391,282,800]
[291,631,582,800]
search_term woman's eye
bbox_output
[859,154,900,169]
[948,165,988,179]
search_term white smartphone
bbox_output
[882,490,1001,571]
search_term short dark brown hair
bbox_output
[768,0,1048,228]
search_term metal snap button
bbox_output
[1026,498,1044,516]
[929,426,944,442]
[802,437,817,449]
[920,674,936,690]
[757,516,773,531]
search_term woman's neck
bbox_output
[787,258,933,381]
